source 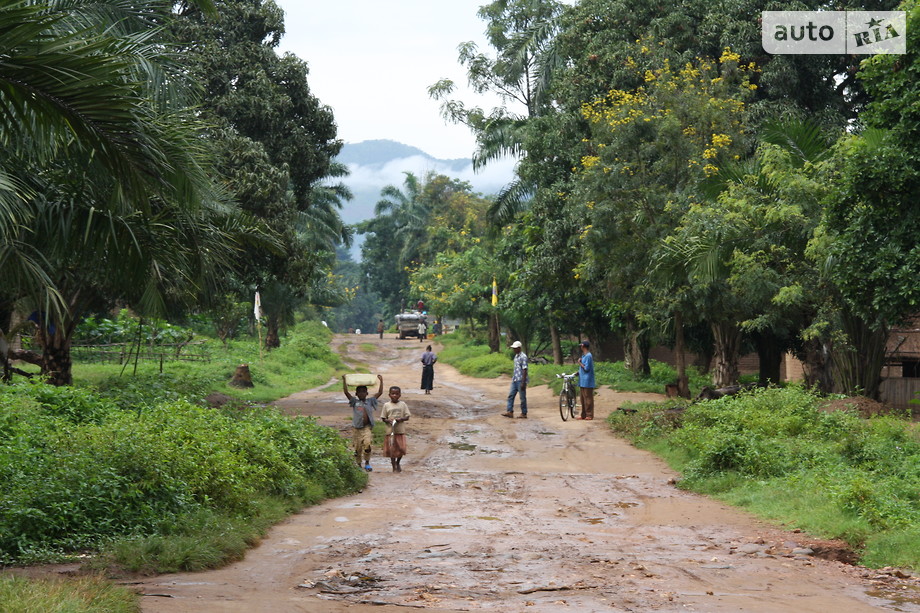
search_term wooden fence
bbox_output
[879,377,920,411]
[70,341,211,364]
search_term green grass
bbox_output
[436,331,709,395]
[92,498,300,574]
[0,575,139,613]
[607,386,920,570]
[73,320,343,404]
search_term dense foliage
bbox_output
[0,320,360,566]
[0,0,349,385]
[384,0,920,400]
[609,387,920,569]
[0,382,365,565]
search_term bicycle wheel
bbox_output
[559,388,569,421]
[567,390,577,419]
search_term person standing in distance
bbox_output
[502,340,528,419]
[377,319,385,339]
[420,344,437,394]
[577,341,595,420]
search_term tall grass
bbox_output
[608,386,920,569]
[0,575,138,613]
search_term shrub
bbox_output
[0,387,366,565]
[608,385,920,568]
[456,352,511,378]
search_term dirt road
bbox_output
[136,334,920,612]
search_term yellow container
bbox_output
[344,373,377,387]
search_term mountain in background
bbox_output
[337,139,470,172]
[334,139,516,260]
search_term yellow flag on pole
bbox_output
[491,278,498,307]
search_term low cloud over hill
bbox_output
[335,139,516,227]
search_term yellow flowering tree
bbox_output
[573,44,754,375]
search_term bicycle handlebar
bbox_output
[556,372,578,379]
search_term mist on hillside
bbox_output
[335,140,517,226]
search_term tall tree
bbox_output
[171,0,346,347]
[820,0,920,397]
[575,46,754,382]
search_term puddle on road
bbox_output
[582,518,605,525]
[867,584,920,609]
[612,501,639,509]
[449,441,501,454]
[539,431,558,435]
[472,516,502,521]
[423,525,462,530]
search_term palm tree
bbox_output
[0,0,227,384]
[374,172,431,268]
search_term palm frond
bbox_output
[487,178,533,227]
[760,119,834,167]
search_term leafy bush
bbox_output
[2,383,116,424]
[75,309,194,345]
[0,383,366,565]
[456,352,511,378]
[608,385,920,569]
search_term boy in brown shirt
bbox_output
[380,386,411,472]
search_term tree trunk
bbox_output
[711,321,741,388]
[40,330,74,386]
[488,312,501,353]
[755,332,783,387]
[799,338,832,394]
[624,313,650,376]
[550,324,562,365]
[831,311,888,399]
[264,315,280,349]
[674,310,691,398]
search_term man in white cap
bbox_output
[502,340,528,418]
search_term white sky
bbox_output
[274,1,504,160]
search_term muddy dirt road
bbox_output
[136,334,919,612]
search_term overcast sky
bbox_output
[273,1,504,160]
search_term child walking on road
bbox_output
[380,386,411,472]
[342,374,384,471]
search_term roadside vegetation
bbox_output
[72,318,342,404]
[609,387,920,570]
[0,575,138,613]
[0,321,366,576]
[437,330,710,395]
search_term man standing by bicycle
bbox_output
[502,340,528,419]
[577,341,595,420]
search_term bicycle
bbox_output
[556,372,579,421]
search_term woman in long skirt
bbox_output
[420,345,437,394]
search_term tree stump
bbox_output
[230,364,254,388]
